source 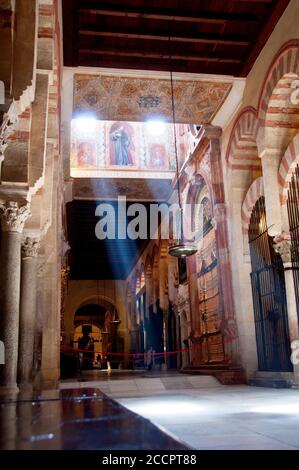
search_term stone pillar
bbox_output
[260,149,282,237]
[274,235,299,385]
[145,267,153,315]
[18,236,40,390]
[60,265,70,344]
[0,201,30,390]
[33,257,45,390]
[207,126,240,365]
[159,244,169,312]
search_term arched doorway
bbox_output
[70,299,122,371]
[73,304,105,370]
[249,196,293,372]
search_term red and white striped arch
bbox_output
[226,107,260,172]
[278,132,299,203]
[241,177,264,233]
[258,41,299,128]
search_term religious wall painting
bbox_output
[109,122,135,166]
[77,141,97,169]
[148,143,167,169]
[71,119,183,175]
[201,197,213,235]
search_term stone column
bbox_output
[33,257,45,390]
[18,236,40,390]
[0,201,30,390]
[260,149,282,237]
[274,235,299,385]
[145,267,153,315]
[60,265,70,344]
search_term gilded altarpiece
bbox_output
[194,179,225,364]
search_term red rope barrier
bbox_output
[61,344,193,358]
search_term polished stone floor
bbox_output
[2,371,299,450]
[61,371,299,450]
[0,387,189,450]
[116,386,299,450]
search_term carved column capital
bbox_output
[0,201,31,233]
[274,236,292,264]
[21,236,40,259]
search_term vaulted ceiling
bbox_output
[62,0,290,76]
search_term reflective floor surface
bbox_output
[116,385,299,450]
[62,371,299,450]
[0,388,189,450]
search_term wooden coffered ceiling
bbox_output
[62,0,290,76]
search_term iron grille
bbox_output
[287,163,299,322]
[249,197,292,372]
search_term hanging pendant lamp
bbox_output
[167,35,197,258]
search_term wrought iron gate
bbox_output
[287,163,299,322]
[249,197,292,372]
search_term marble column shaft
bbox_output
[0,201,30,389]
[18,236,40,388]
[274,237,299,385]
[33,257,45,390]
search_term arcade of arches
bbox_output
[1,0,299,398]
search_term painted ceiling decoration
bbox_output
[73,73,232,124]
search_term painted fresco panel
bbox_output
[71,119,188,176]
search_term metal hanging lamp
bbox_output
[167,35,197,258]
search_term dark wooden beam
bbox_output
[79,27,251,46]
[233,0,273,3]
[77,55,239,75]
[79,47,242,64]
[240,0,291,76]
[62,0,78,66]
[79,2,258,24]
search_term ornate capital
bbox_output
[274,238,292,264]
[21,236,40,258]
[0,201,31,233]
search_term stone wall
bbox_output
[223,0,299,383]
[0,0,64,391]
